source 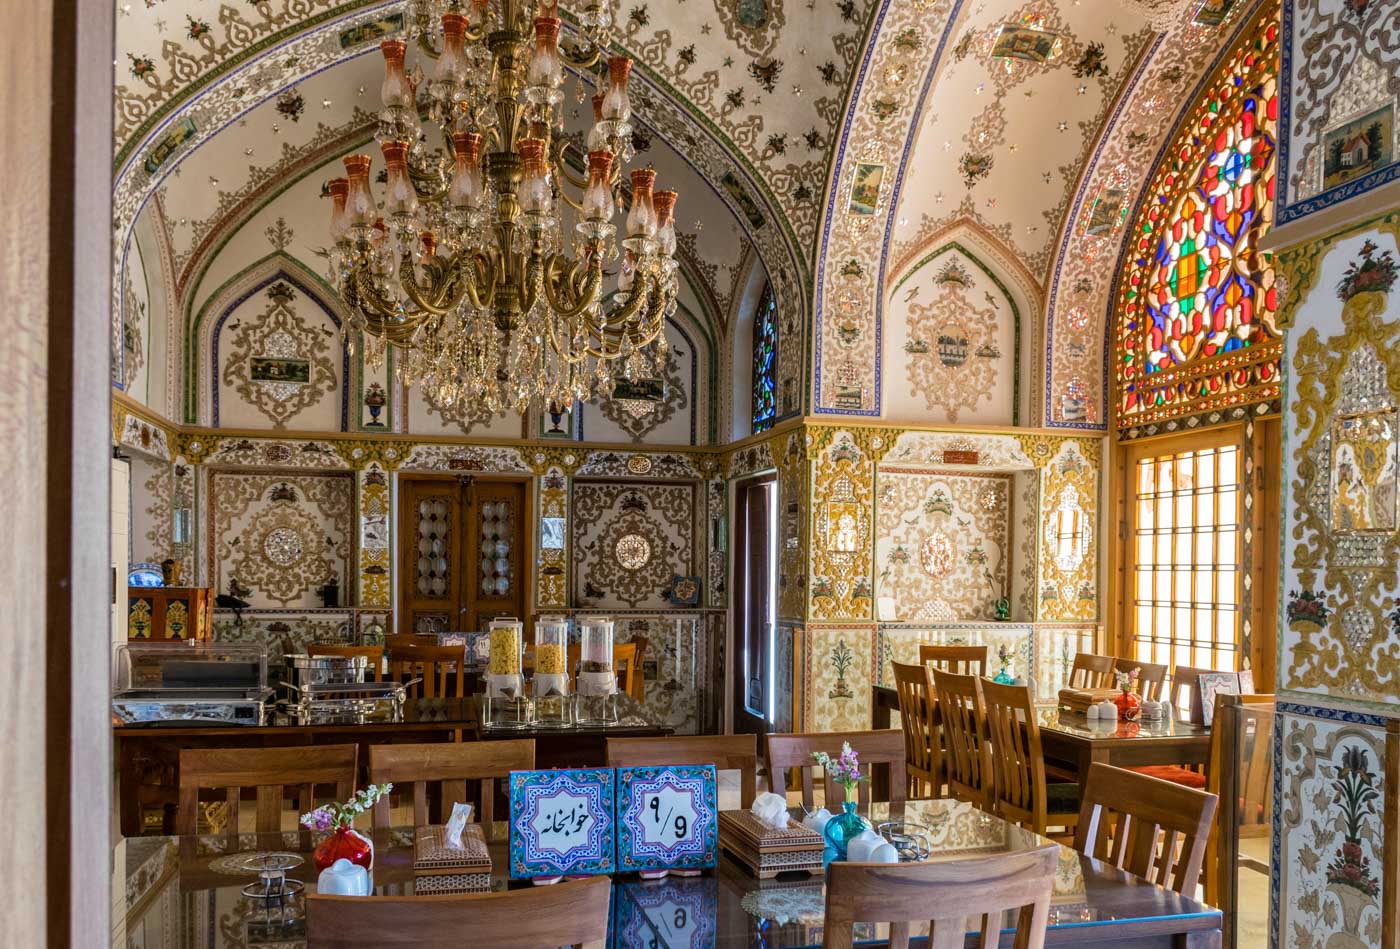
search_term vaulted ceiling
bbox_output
[113,0,1268,430]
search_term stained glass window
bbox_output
[1114,3,1281,429]
[751,284,777,433]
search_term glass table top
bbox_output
[1036,706,1212,741]
[119,799,1220,948]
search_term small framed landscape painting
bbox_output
[847,162,885,216]
[508,768,616,878]
[615,764,719,874]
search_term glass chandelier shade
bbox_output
[325,0,680,417]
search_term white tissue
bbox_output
[750,792,790,831]
[444,802,474,850]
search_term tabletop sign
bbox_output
[614,875,718,949]
[616,765,718,874]
[508,768,615,878]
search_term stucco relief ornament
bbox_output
[919,530,956,578]
[222,283,337,429]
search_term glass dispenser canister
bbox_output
[575,616,618,725]
[483,617,530,729]
[532,615,572,728]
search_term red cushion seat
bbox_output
[1128,765,1206,789]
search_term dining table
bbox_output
[871,684,1212,787]
[117,797,1222,948]
[115,692,671,838]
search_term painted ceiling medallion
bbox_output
[221,282,336,429]
[615,533,653,570]
[716,0,786,57]
[920,530,956,579]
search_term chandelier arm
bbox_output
[558,40,602,70]
[397,255,462,316]
[542,253,604,319]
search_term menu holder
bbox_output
[413,823,491,895]
[718,810,825,879]
[1057,687,1121,714]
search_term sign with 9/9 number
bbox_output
[615,765,718,874]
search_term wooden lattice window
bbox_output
[1126,430,1242,672]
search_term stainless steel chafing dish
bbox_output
[279,653,374,702]
[113,642,274,726]
[281,679,420,725]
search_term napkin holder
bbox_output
[413,823,491,895]
[1057,687,1120,714]
[718,810,824,879]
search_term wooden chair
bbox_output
[368,739,534,828]
[822,844,1059,949]
[176,744,358,835]
[1112,657,1168,701]
[605,734,758,808]
[1168,664,1216,723]
[918,644,988,677]
[308,644,385,682]
[1074,762,1218,896]
[890,660,940,799]
[387,642,466,699]
[307,874,612,948]
[1068,653,1116,689]
[765,730,907,810]
[931,669,992,810]
[981,679,1079,836]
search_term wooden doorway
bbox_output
[732,474,777,735]
[397,475,531,634]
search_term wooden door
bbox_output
[732,475,776,734]
[398,476,528,633]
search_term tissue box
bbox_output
[413,823,492,895]
[718,810,824,879]
[1057,687,1120,714]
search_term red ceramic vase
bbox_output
[313,826,373,873]
[1115,688,1142,722]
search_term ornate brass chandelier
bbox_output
[325,0,680,416]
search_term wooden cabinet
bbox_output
[127,587,214,641]
[398,476,529,634]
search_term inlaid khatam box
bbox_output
[413,823,492,895]
[718,811,824,878]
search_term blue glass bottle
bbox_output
[993,660,1016,685]
[823,800,868,860]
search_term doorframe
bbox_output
[730,472,777,736]
[395,471,536,634]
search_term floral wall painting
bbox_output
[1191,0,1236,28]
[1330,409,1399,533]
[1322,105,1395,193]
[846,162,886,216]
[1277,712,1387,949]
[1280,223,1400,705]
[989,25,1061,64]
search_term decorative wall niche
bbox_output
[571,481,698,610]
[209,470,355,609]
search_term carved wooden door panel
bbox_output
[398,476,527,634]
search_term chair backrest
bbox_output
[1074,762,1218,895]
[1112,657,1168,701]
[605,734,758,808]
[981,679,1063,831]
[822,844,1059,949]
[1069,653,1116,689]
[369,739,534,827]
[918,644,988,677]
[890,660,939,799]
[387,642,465,699]
[177,744,358,836]
[765,730,907,810]
[1168,665,1216,723]
[565,640,646,700]
[308,644,385,682]
[307,874,612,948]
[931,669,992,810]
